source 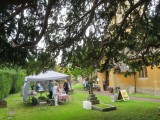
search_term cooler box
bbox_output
[83,101,92,110]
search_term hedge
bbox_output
[0,69,26,100]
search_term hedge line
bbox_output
[0,69,26,100]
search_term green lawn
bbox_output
[0,88,160,120]
[129,93,160,99]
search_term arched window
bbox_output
[139,67,148,78]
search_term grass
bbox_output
[129,93,160,99]
[72,82,84,90]
[0,84,160,120]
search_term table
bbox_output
[38,90,45,96]
[38,90,46,100]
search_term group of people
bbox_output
[48,80,69,106]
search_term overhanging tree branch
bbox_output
[17,0,52,48]
[0,2,27,26]
[103,0,151,47]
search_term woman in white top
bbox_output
[52,81,60,106]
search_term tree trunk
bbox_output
[133,72,137,93]
[106,71,109,85]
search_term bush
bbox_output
[10,70,26,93]
[0,72,12,99]
[0,69,26,100]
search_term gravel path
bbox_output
[76,90,160,102]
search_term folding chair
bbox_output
[39,101,48,110]
[47,98,54,106]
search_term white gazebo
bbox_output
[23,70,70,103]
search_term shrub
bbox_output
[0,69,26,100]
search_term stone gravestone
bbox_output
[87,79,99,105]
[0,100,7,108]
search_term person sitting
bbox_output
[83,80,89,91]
[58,85,68,102]
[36,82,44,91]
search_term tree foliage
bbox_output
[1,0,160,72]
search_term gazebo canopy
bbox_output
[23,70,70,103]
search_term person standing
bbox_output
[53,81,60,106]
[48,80,54,99]
[103,79,106,91]
[36,82,44,91]
[63,80,69,94]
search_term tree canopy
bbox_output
[1,0,160,72]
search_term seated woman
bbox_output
[36,82,44,91]
[58,86,68,102]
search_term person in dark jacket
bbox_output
[63,80,69,94]
[48,80,54,99]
